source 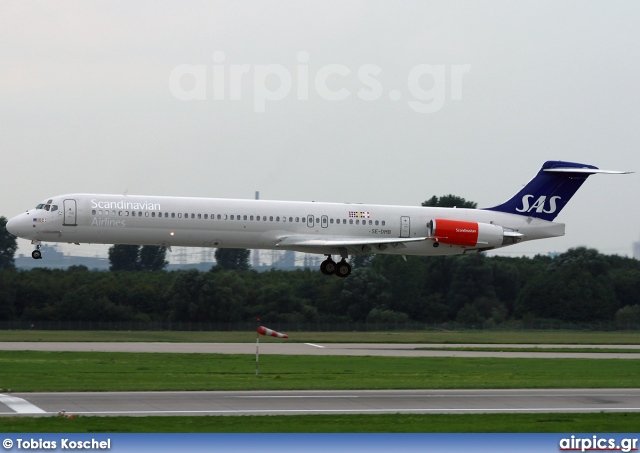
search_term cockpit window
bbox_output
[51,205,58,212]
[36,204,45,209]
[45,205,51,211]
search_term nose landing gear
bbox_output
[31,241,42,260]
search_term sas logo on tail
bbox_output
[516,195,560,214]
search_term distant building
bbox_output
[15,245,110,270]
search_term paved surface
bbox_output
[1,342,640,359]
[2,389,640,417]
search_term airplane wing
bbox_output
[276,235,429,254]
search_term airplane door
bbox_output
[63,199,77,226]
[307,215,314,228]
[321,215,328,228]
[400,216,410,238]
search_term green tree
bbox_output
[615,304,640,328]
[515,247,619,322]
[214,248,250,271]
[339,268,392,321]
[108,245,140,271]
[0,216,17,269]
[139,246,168,271]
[422,195,477,209]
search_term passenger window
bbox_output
[269,216,273,221]
[217,214,222,220]
[152,212,156,218]
[289,217,293,222]
[250,215,254,221]
[244,215,247,220]
[92,210,96,215]
[349,219,353,224]
[198,214,202,219]
[204,214,208,219]
[276,216,280,222]
[382,221,386,226]
[178,213,182,218]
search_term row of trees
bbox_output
[0,247,639,326]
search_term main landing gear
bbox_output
[31,240,43,260]
[320,256,352,278]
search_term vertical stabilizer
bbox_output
[485,161,626,221]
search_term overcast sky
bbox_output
[1,1,639,261]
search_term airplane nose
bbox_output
[5,216,22,237]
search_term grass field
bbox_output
[1,351,639,392]
[2,413,640,433]
[1,329,640,344]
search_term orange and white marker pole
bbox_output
[256,325,288,376]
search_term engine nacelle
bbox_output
[427,218,505,248]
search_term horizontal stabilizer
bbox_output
[544,168,632,175]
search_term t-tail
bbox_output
[485,161,630,221]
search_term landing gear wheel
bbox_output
[335,260,352,278]
[320,257,336,275]
[32,250,42,260]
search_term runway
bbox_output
[2,389,640,417]
[2,342,640,359]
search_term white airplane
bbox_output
[5,161,629,277]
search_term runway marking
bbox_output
[305,343,325,348]
[0,394,45,414]
[237,395,359,398]
[2,407,640,416]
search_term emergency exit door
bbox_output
[63,199,77,226]
[400,216,410,238]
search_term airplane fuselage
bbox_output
[7,193,564,258]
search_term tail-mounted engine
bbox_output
[427,218,520,248]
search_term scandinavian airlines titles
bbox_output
[90,199,161,211]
